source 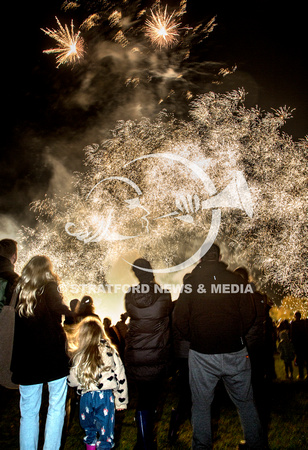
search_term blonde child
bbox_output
[67,316,128,449]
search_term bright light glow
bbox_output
[18,90,308,303]
[144,6,181,49]
[41,17,85,68]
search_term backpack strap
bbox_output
[9,288,19,309]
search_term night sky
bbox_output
[1,1,307,234]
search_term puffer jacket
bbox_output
[124,282,172,381]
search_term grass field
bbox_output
[1,355,307,449]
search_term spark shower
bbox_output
[10,1,307,314]
[19,90,307,300]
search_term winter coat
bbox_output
[11,281,73,385]
[68,338,128,410]
[290,319,308,353]
[174,260,256,354]
[124,282,173,381]
[0,255,19,311]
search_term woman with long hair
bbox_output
[67,316,128,449]
[11,255,74,450]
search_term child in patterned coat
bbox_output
[67,316,128,449]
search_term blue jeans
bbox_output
[79,390,115,449]
[189,348,264,449]
[19,376,68,450]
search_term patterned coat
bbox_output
[67,339,128,410]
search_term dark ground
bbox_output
[1,355,307,449]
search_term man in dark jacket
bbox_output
[0,238,19,312]
[174,244,265,449]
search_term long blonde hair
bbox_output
[69,316,113,389]
[17,255,60,317]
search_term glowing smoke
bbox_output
[17,90,307,307]
[3,3,307,322]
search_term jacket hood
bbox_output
[128,282,162,308]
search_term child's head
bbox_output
[76,316,104,348]
[280,330,289,341]
[70,316,112,389]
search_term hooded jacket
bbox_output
[174,260,256,354]
[124,282,172,381]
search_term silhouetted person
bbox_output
[64,298,81,326]
[115,312,129,359]
[235,268,271,441]
[277,319,290,340]
[264,302,277,381]
[174,244,265,449]
[125,258,172,449]
[0,238,19,312]
[290,311,308,379]
[76,295,100,322]
[278,330,295,379]
[168,275,191,443]
[103,317,121,353]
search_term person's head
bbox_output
[75,316,105,350]
[132,258,154,283]
[295,311,301,320]
[200,244,220,262]
[70,316,111,389]
[76,295,95,317]
[70,298,80,312]
[17,255,59,317]
[280,330,289,341]
[0,238,18,265]
[81,295,93,306]
[103,317,112,330]
[120,312,128,322]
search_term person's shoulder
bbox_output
[43,280,60,291]
[39,280,62,299]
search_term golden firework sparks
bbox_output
[19,90,308,301]
[144,6,181,49]
[80,13,101,31]
[41,17,85,68]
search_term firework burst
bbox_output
[41,17,85,68]
[18,90,308,301]
[144,6,181,49]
